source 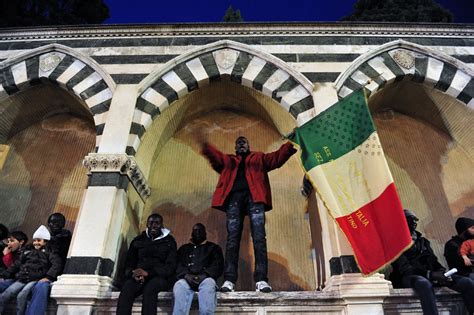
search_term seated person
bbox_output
[0,231,28,292]
[46,213,72,266]
[172,223,224,315]
[26,212,72,315]
[0,225,62,314]
[460,238,474,268]
[117,213,177,315]
[445,217,474,279]
[390,210,474,315]
[1,231,28,275]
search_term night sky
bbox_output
[103,0,473,24]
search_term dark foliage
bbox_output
[342,0,452,23]
[0,0,109,27]
[222,5,243,22]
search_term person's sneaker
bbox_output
[220,280,235,292]
[256,281,272,293]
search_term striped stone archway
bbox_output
[126,40,315,155]
[335,39,474,108]
[0,43,116,150]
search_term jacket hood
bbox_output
[145,227,171,241]
[455,217,474,235]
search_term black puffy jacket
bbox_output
[124,229,177,283]
[176,241,224,280]
[390,231,445,288]
[50,229,72,269]
[445,235,473,277]
[5,244,62,283]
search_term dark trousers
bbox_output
[403,275,474,315]
[116,276,168,315]
[224,190,268,283]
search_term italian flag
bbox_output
[289,89,412,275]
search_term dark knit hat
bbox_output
[404,209,418,219]
[455,217,474,235]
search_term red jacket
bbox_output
[202,142,297,212]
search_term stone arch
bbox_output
[0,43,116,149]
[335,39,474,108]
[127,40,315,155]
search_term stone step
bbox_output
[64,289,468,314]
[4,288,467,314]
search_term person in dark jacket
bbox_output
[0,225,62,315]
[0,231,28,293]
[46,213,72,266]
[26,212,72,315]
[117,213,177,315]
[172,223,224,315]
[199,134,296,293]
[444,217,474,279]
[390,210,474,315]
[0,231,28,275]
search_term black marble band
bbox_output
[64,256,114,277]
[329,255,360,275]
[87,172,129,190]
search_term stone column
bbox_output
[51,85,150,313]
[311,83,355,280]
[324,273,392,315]
[312,84,393,313]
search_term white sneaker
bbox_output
[256,281,272,293]
[220,280,235,292]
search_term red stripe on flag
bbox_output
[335,183,412,274]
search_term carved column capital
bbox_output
[83,153,151,201]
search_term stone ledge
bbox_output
[95,291,345,314]
[104,290,341,305]
[3,289,468,314]
[390,286,461,297]
[385,288,468,315]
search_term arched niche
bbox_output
[0,81,96,237]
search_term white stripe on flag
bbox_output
[308,131,394,217]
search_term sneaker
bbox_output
[220,280,235,292]
[256,281,272,293]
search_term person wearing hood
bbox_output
[199,134,296,293]
[390,210,474,315]
[444,217,474,279]
[117,213,177,315]
[172,223,224,315]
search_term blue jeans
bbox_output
[224,190,268,283]
[403,275,474,315]
[0,280,27,313]
[450,275,474,314]
[403,275,438,315]
[172,278,217,315]
[26,280,51,315]
[16,281,37,315]
[0,279,14,292]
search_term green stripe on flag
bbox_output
[289,89,375,171]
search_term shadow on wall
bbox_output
[0,114,95,237]
[370,82,474,262]
[306,192,326,290]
